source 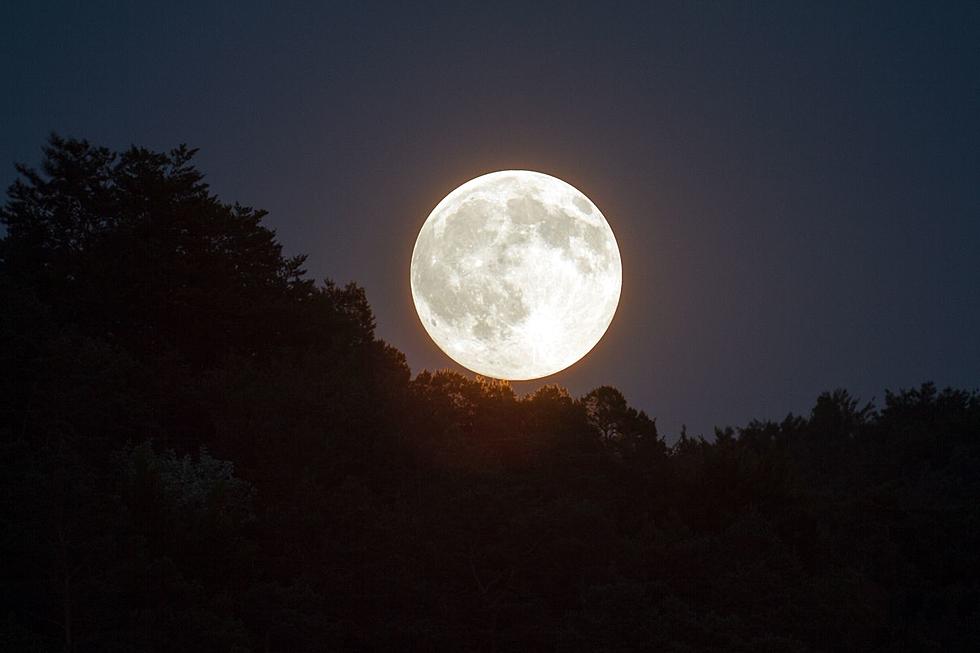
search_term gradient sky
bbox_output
[3,1,978,437]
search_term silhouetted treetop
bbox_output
[2,136,977,652]
[0,135,377,370]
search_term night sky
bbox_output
[3,1,978,437]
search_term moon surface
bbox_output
[411,170,622,380]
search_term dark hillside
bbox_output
[2,137,978,652]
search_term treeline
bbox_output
[1,137,977,652]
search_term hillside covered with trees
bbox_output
[2,137,978,652]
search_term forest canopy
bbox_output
[2,136,978,652]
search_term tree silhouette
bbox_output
[2,136,978,651]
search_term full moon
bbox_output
[411,170,622,380]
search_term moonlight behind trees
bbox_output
[1,137,978,652]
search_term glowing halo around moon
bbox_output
[410,170,622,380]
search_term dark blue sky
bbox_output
[3,1,978,437]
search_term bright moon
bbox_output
[411,170,622,380]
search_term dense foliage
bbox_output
[2,137,978,652]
